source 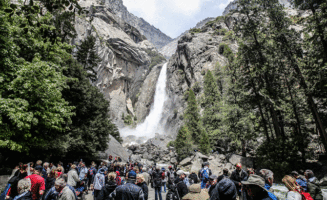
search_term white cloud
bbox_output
[166,0,210,16]
[123,0,160,24]
[218,0,234,10]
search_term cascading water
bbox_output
[120,63,168,140]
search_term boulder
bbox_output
[131,154,142,162]
[195,152,209,160]
[218,154,226,160]
[180,156,194,166]
[102,135,131,162]
[224,163,233,170]
[171,157,178,164]
[228,154,253,168]
[190,158,203,173]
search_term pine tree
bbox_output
[175,126,193,160]
[184,89,202,143]
[76,35,100,82]
[199,129,211,154]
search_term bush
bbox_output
[189,28,202,34]
[167,141,175,148]
[123,114,133,125]
[192,82,201,94]
[214,28,228,36]
[145,50,166,70]
[218,43,234,62]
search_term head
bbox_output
[58,162,63,167]
[236,163,242,172]
[217,179,237,200]
[34,166,42,175]
[19,162,23,168]
[305,170,314,179]
[128,170,137,181]
[204,162,209,168]
[36,160,42,166]
[71,164,77,170]
[116,171,120,176]
[49,169,56,178]
[17,179,31,194]
[177,170,186,180]
[259,169,274,186]
[108,172,116,181]
[43,162,49,169]
[57,166,62,172]
[81,162,85,167]
[54,178,66,192]
[168,166,172,170]
[291,171,299,179]
[136,174,145,184]
[162,167,165,172]
[223,168,229,175]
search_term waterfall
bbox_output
[120,63,168,139]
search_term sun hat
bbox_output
[182,184,209,200]
[241,175,268,192]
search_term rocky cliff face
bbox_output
[159,17,215,59]
[103,0,173,49]
[222,0,292,15]
[160,15,239,138]
[74,0,165,128]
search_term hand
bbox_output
[5,196,10,199]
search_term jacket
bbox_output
[217,174,228,183]
[109,181,144,200]
[58,186,76,200]
[137,182,148,200]
[307,177,323,200]
[11,191,33,200]
[152,170,162,188]
[93,172,105,190]
[174,178,188,198]
[67,169,80,187]
[44,187,58,200]
[230,169,248,190]
[97,181,117,200]
[189,173,199,184]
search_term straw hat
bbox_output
[182,184,209,200]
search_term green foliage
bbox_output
[199,129,211,154]
[175,126,193,160]
[189,28,202,34]
[192,82,201,94]
[123,114,133,125]
[76,35,100,82]
[218,43,234,62]
[167,141,175,148]
[145,50,166,70]
[214,28,228,36]
[205,16,225,27]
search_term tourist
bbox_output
[152,166,163,200]
[208,175,218,198]
[57,162,64,174]
[115,171,121,186]
[56,167,63,178]
[45,170,56,195]
[93,169,105,200]
[67,165,80,188]
[25,166,45,200]
[189,170,199,184]
[10,179,32,200]
[291,171,307,192]
[140,167,150,185]
[78,163,88,192]
[209,178,237,200]
[175,170,189,198]
[137,174,148,200]
[97,172,117,200]
[305,170,323,200]
[161,167,168,193]
[242,175,277,200]
[230,163,248,196]
[55,179,76,200]
[109,170,145,200]
[259,169,274,192]
[182,184,209,200]
[42,163,49,179]
[88,164,97,189]
[167,166,175,185]
[217,168,229,183]
[200,162,212,189]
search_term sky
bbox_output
[123,0,234,39]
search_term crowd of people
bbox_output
[0,156,324,200]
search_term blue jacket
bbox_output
[296,178,307,192]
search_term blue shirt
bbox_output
[296,178,307,192]
[79,167,88,180]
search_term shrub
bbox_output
[201,69,206,75]
[192,82,201,94]
[214,28,228,36]
[167,141,175,148]
[189,28,202,34]
[145,50,166,70]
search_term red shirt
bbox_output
[25,174,45,200]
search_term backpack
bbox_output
[166,184,180,200]
[162,172,166,180]
[201,168,209,181]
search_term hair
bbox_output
[137,174,145,182]
[36,160,42,165]
[49,169,56,178]
[259,169,274,183]
[58,162,63,166]
[108,172,116,180]
[223,168,229,175]
[17,179,31,193]
[57,166,63,172]
[55,178,66,188]
[305,170,314,179]
[43,162,49,168]
[71,164,76,169]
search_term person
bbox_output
[55,179,76,200]
[305,170,323,200]
[115,171,121,186]
[9,179,33,200]
[259,169,274,192]
[189,171,199,185]
[24,166,45,200]
[45,170,56,195]
[42,163,49,179]
[200,162,212,189]
[140,167,150,186]
[161,168,168,193]
[137,174,148,200]
[217,168,229,183]
[57,162,65,174]
[175,170,189,198]
[230,163,248,196]
[182,184,209,200]
[208,175,218,198]
[93,169,105,200]
[109,170,145,200]
[209,178,237,200]
[97,172,117,200]
[67,165,80,188]
[242,175,278,200]
[167,166,175,186]
[56,167,63,178]
[152,166,162,200]
[78,163,88,192]
[88,164,97,189]
[291,171,307,192]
